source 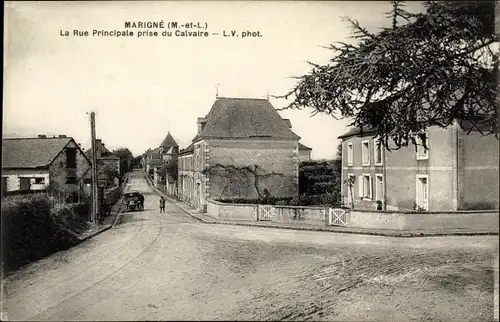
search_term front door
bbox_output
[197,182,202,210]
[19,177,31,191]
[416,176,429,210]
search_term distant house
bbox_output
[143,132,180,195]
[2,135,91,194]
[298,142,312,162]
[178,97,301,211]
[159,132,179,162]
[178,143,195,204]
[85,139,120,174]
[338,118,499,211]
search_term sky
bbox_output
[4,1,425,159]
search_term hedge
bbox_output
[216,197,293,205]
[1,195,89,273]
[215,193,341,207]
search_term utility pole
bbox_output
[90,112,99,225]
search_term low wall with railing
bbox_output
[273,206,327,226]
[207,199,257,221]
[206,199,498,231]
[206,199,328,225]
[347,209,499,230]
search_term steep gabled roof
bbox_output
[195,97,300,141]
[179,142,194,155]
[160,132,179,148]
[298,142,312,151]
[2,137,84,168]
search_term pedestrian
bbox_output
[138,193,145,211]
[102,199,110,216]
[159,196,165,213]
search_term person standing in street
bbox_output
[159,196,165,213]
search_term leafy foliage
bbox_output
[280,1,498,149]
[299,160,340,198]
[113,148,134,176]
[1,195,89,273]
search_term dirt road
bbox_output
[3,171,498,321]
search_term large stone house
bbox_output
[339,118,499,211]
[2,135,91,195]
[178,97,302,211]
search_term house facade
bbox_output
[178,143,195,205]
[298,142,312,162]
[144,132,180,194]
[178,97,301,211]
[339,120,499,211]
[2,135,91,194]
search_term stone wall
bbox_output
[206,199,498,231]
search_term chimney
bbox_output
[197,117,207,134]
[58,134,67,138]
[283,119,292,128]
[38,134,47,138]
[95,139,102,145]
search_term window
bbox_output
[362,140,370,166]
[347,143,353,166]
[416,132,429,160]
[34,177,45,184]
[66,148,77,168]
[416,175,429,210]
[374,139,383,165]
[346,173,355,204]
[375,174,384,201]
[358,174,373,200]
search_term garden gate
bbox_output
[257,204,275,221]
[327,208,348,226]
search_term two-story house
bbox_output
[177,97,302,211]
[339,118,499,211]
[2,135,91,194]
[178,143,195,204]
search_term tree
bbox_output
[280,1,498,150]
[132,156,142,168]
[102,166,119,188]
[113,148,134,176]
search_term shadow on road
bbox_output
[117,214,150,225]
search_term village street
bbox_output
[3,171,499,321]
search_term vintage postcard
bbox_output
[2,1,499,321]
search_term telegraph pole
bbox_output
[90,112,99,225]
